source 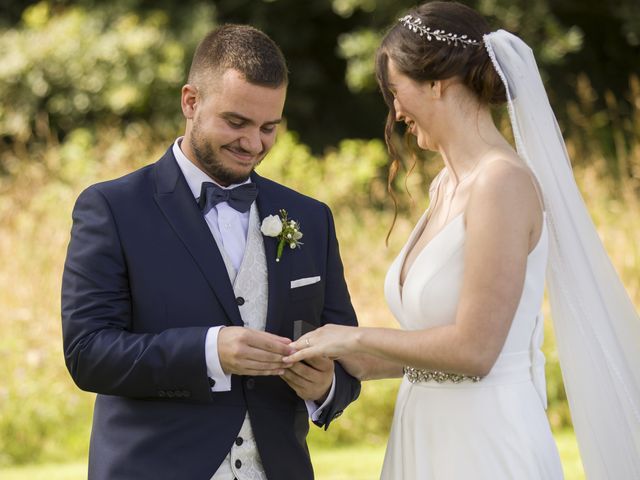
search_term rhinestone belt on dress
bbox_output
[403,366,481,383]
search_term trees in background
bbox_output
[0,0,637,158]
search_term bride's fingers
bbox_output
[283,348,314,363]
[289,334,314,351]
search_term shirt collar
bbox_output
[172,137,251,200]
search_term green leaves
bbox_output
[338,29,381,92]
[0,2,214,147]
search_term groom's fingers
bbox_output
[283,363,312,383]
[303,355,333,372]
[244,349,289,364]
[237,359,286,375]
[247,335,295,356]
[218,327,294,375]
[284,361,329,386]
[226,347,291,374]
[281,359,334,401]
[280,368,308,389]
[280,367,314,395]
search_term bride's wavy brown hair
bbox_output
[376,1,506,242]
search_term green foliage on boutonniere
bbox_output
[260,209,303,262]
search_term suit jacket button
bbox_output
[183,390,191,398]
[235,436,243,446]
[236,296,245,306]
[235,459,242,469]
[175,390,183,398]
[167,391,175,398]
[245,378,255,390]
[158,390,166,397]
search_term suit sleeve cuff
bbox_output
[205,326,232,392]
[305,373,336,421]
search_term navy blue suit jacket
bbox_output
[61,147,360,479]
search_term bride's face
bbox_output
[387,59,438,151]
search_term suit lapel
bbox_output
[253,172,291,334]
[153,149,243,327]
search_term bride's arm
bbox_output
[338,353,403,381]
[287,162,542,377]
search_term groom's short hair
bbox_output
[188,24,288,90]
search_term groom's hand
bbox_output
[217,327,294,376]
[280,355,334,403]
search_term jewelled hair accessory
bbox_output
[398,14,480,47]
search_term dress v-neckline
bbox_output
[398,210,548,300]
[399,211,465,290]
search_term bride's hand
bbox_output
[283,324,359,363]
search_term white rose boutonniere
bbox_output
[260,209,303,262]
[260,214,283,237]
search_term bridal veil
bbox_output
[484,30,640,478]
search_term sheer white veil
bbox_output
[484,29,640,477]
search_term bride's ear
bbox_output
[430,80,442,99]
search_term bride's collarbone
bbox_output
[424,199,469,235]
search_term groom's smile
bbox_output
[222,143,260,166]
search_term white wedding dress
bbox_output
[381,209,564,479]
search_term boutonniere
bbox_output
[260,209,303,262]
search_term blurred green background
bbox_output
[1,0,638,478]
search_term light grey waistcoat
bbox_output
[210,203,269,480]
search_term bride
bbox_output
[284,1,640,478]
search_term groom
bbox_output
[61,24,360,479]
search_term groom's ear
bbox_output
[181,84,198,119]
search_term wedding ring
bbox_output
[305,338,311,347]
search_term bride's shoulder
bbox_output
[475,147,535,188]
[468,153,540,218]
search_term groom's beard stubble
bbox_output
[190,122,263,186]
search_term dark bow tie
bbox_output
[198,182,258,214]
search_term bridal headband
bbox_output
[398,14,480,47]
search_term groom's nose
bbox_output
[238,129,263,155]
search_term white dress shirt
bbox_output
[171,138,334,419]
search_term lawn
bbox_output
[0,430,584,479]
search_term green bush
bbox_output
[0,2,213,157]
